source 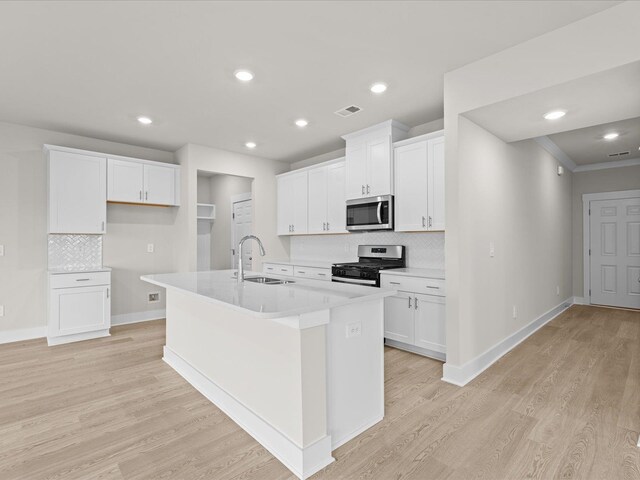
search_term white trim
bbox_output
[384,338,446,362]
[572,296,587,305]
[341,119,410,140]
[441,298,573,387]
[582,189,640,306]
[0,326,46,345]
[278,157,344,177]
[534,136,578,171]
[111,309,166,326]
[163,346,334,479]
[393,129,444,148]
[43,144,179,169]
[331,415,384,450]
[47,329,110,346]
[574,157,640,173]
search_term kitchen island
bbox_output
[141,270,396,480]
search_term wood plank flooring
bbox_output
[0,305,638,479]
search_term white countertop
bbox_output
[380,268,445,280]
[141,269,396,320]
[49,266,112,274]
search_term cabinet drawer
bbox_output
[294,266,331,281]
[263,264,294,276]
[381,275,445,296]
[50,271,111,289]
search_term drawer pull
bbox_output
[76,278,91,282]
[298,271,306,274]
[427,286,440,289]
[281,269,288,272]
[389,281,401,285]
[317,273,326,276]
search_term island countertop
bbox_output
[141,269,396,320]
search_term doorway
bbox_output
[231,193,253,270]
[584,190,640,309]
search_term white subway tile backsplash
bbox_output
[291,232,444,268]
[48,234,103,271]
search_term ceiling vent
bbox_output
[608,151,630,157]
[334,105,362,117]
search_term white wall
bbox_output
[443,2,640,374]
[174,144,290,273]
[572,165,640,298]
[0,121,176,332]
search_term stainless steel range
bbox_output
[332,245,406,287]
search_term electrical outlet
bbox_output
[0,305,4,317]
[0,245,4,256]
[147,243,154,253]
[556,285,560,296]
[148,292,160,303]
[346,321,362,338]
[512,306,517,319]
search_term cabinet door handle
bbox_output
[422,216,426,228]
[292,224,295,232]
[298,271,306,274]
[426,285,440,290]
[107,288,110,299]
[281,269,288,272]
[318,273,326,276]
[145,191,148,201]
[322,222,326,231]
[76,278,90,282]
[326,222,330,230]
[101,221,105,232]
[414,297,418,310]
[367,184,370,194]
[389,281,401,285]
[428,216,433,228]
[408,297,412,309]
[362,185,365,195]
[139,190,142,200]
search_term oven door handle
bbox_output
[331,276,377,286]
[377,202,382,224]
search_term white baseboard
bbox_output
[163,346,334,479]
[331,414,383,450]
[0,326,47,345]
[572,296,587,305]
[47,329,110,346]
[111,309,166,326]
[442,297,573,387]
[385,338,446,362]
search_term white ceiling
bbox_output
[0,1,619,162]
[547,116,640,166]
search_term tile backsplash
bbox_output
[48,234,103,270]
[290,231,444,269]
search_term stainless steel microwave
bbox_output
[346,195,393,231]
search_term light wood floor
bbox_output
[0,305,639,479]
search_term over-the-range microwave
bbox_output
[346,195,393,232]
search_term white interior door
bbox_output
[589,197,640,309]
[232,199,253,270]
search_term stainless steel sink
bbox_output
[244,276,294,285]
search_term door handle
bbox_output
[414,297,418,310]
[377,202,382,224]
[408,297,412,309]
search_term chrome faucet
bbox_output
[237,235,266,282]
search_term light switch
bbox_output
[147,243,154,253]
[0,245,4,256]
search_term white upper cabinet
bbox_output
[342,120,409,200]
[47,149,106,234]
[108,159,144,203]
[277,170,308,235]
[108,158,180,206]
[307,160,346,234]
[394,131,445,232]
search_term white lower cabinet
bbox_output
[48,271,111,345]
[263,262,331,281]
[381,272,446,360]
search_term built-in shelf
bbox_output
[197,203,216,221]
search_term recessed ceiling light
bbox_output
[370,82,387,94]
[234,70,254,82]
[245,141,257,149]
[603,132,619,140]
[137,116,153,125]
[295,119,308,128]
[543,110,566,120]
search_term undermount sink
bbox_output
[244,276,295,285]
